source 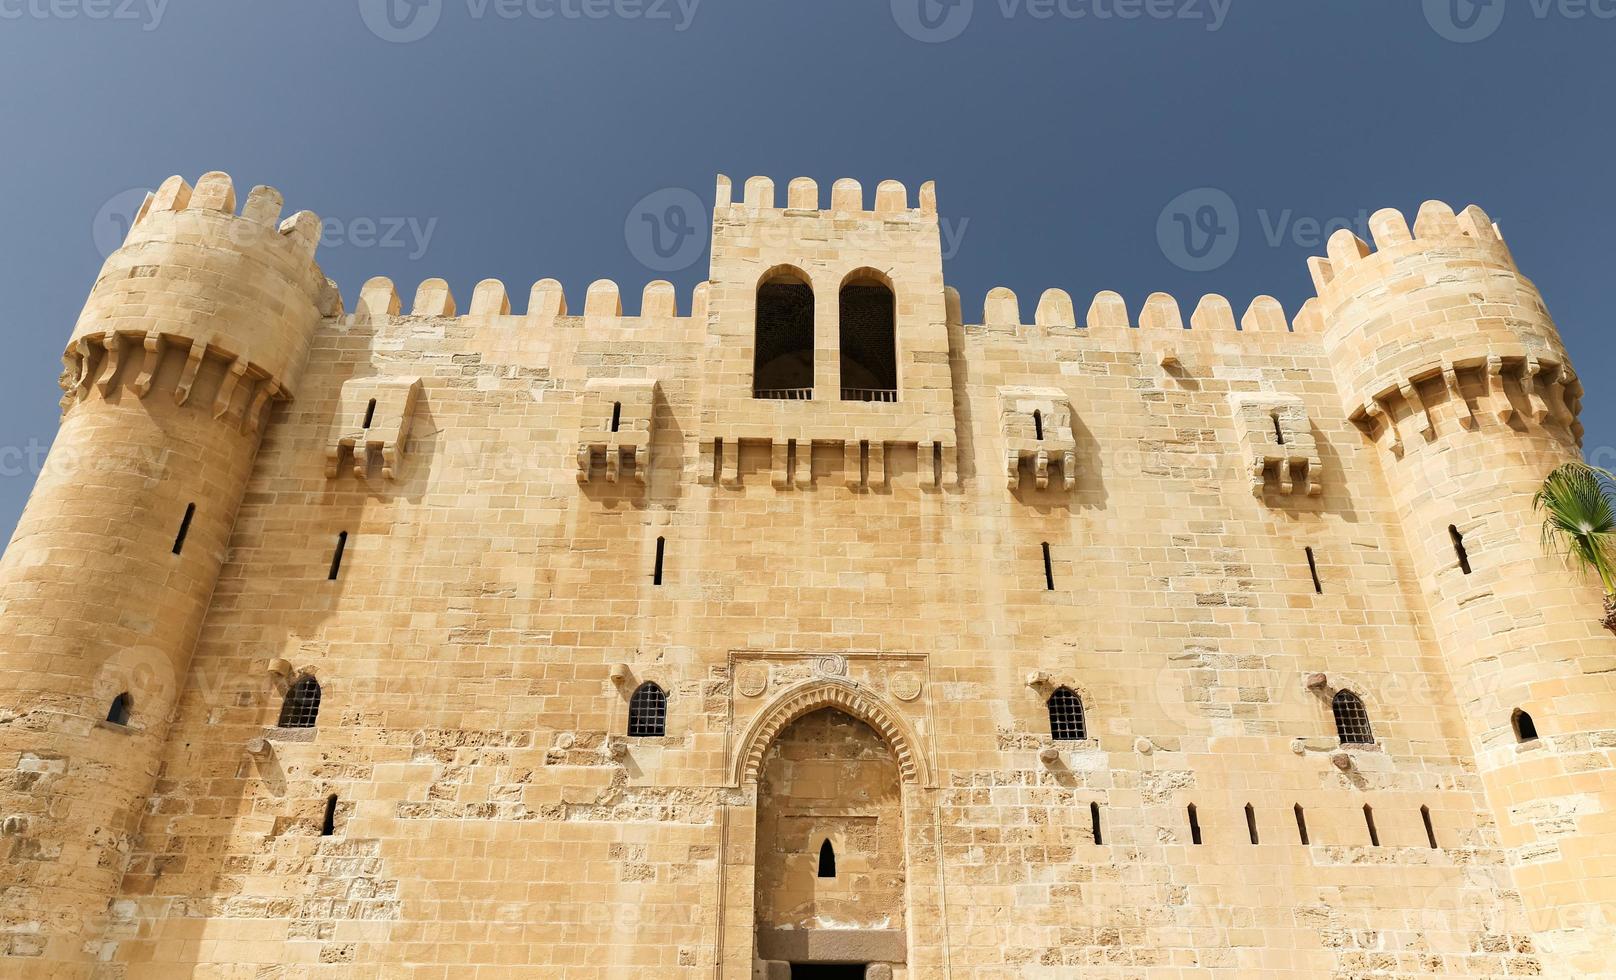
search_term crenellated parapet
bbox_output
[63,172,335,431]
[1306,201,1582,454]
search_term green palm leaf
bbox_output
[1534,461,1616,597]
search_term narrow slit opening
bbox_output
[1090,801,1103,845]
[328,532,348,581]
[1305,546,1322,594]
[172,502,196,555]
[1364,805,1380,846]
[653,536,665,586]
[1042,542,1054,591]
[1421,805,1437,849]
[362,398,377,429]
[1245,804,1259,845]
[321,794,338,836]
[1294,804,1310,845]
[1272,412,1285,445]
[1449,524,1472,575]
[817,839,835,878]
[610,401,622,433]
[1033,409,1044,441]
[1188,804,1202,845]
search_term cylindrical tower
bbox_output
[0,172,328,970]
[1311,201,1615,975]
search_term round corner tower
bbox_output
[1311,201,1616,974]
[0,172,329,969]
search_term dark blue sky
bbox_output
[0,1,1611,540]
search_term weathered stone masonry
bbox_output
[0,169,1611,978]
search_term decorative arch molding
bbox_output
[733,678,931,787]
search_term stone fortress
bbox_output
[0,168,1611,979]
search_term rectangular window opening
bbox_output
[1421,805,1437,849]
[1364,805,1380,847]
[1245,804,1259,845]
[172,503,196,555]
[1450,525,1472,575]
[1305,546,1323,594]
[1042,542,1055,591]
[1188,804,1202,845]
[328,532,348,581]
[1294,804,1310,845]
[653,536,665,586]
[1090,802,1103,845]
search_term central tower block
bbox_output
[1310,203,1616,974]
[0,172,328,970]
[697,176,958,489]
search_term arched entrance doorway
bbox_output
[753,707,906,976]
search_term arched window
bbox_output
[817,839,836,878]
[754,270,815,399]
[839,273,897,401]
[1332,690,1374,745]
[106,692,132,727]
[278,675,322,729]
[628,682,667,737]
[1047,687,1087,741]
[1513,708,1539,743]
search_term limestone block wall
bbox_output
[1,173,1595,979]
[94,255,1543,977]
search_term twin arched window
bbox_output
[628,682,667,737]
[1047,687,1087,741]
[753,271,896,402]
[1332,690,1374,745]
[279,675,322,729]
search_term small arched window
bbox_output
[628,682,667,737]
[278,675,322,729]
[839,274,897,401]
[106,692,132,727]
[817,839,836,878]
[754,270,815,399]
[1332,690,1374,745]
[1047,687,1087,741]
[1513,708,1539,743]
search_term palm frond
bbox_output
[1533,461,1616,596]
